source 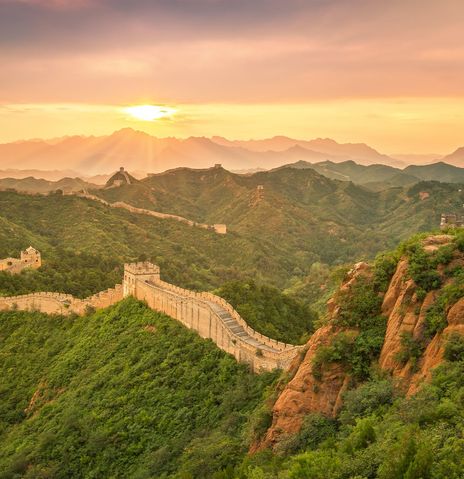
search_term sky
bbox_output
[1,0,464,153]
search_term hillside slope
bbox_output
[258,230,464,450]
[93,166,464,263]
[0,299,276,478]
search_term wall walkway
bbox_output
[0,263,303,372]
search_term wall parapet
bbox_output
[74,192,226,234]
[153,278,298,352]
[136,278,302,371]
[0,261,303,373]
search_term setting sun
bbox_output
[124,104,176,122]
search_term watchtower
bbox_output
[123,262,160,297]
[20,246,41,269]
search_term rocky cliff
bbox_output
[257,233,464,450]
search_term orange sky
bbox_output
[1,0,464,153]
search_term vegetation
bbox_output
[395,332,424,371]
[312,276,387,381]
[237,361,464,478]
[425,271,464,338]
[215,280,316,344]
[0,299,277,478]
[0,250,121,298]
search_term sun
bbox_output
[124,104,176,121]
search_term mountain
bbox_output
[279,159,464,190]
[211,135,401,166]
[441,146,464,167]
[0,176,98,194]
[0,129,408,175]
[0,168,81,181]
[391,153,441,165]
[404,161,464,183]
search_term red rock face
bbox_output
[255,262,370,450]
[254,325,349,450]
[256,236,464,451]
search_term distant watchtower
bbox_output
[105,166,134,189]
[123,262,160,297]
[20,246,41,269]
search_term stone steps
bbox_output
[205,300,280,353]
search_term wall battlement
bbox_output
[0,262,301,372]
[73,191,227,234]
[0,246,42,274]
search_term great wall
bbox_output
[72,191,227,235]
[0,261,302,372]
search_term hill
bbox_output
[0,298,277,478]
[280,159,464,190]
[404,161,464,183]
[1,231,464,478]
[1,167,463,303]
[441,146,464,167]
[0,177,98,194]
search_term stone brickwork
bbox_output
[0,246,41,274]
[0,285,123,316]
[123,262,303,372]
[73,192,226,234]
[0,262,301,372]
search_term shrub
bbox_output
[395,332,424,371]
[339,379,394,425]
[275,414,337,455]
[373,251,401,293]
[334,278,383,329]
[425,279,464,338]
[444,333,464,362]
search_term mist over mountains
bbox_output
[1,128,463,179]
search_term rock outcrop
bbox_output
[256,262,371,449]
[257,234,464,450]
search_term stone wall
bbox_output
[74,192,226,234]
[0,261,301,372]
[124,262,302,372]
[0,285,123,316]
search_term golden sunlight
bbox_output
[123,104,177,121]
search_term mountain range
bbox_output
[1,128,463,177]
[280,159,464,190]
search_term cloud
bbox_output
[0,0,463,104]
[0,0,93,9]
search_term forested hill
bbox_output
[0,168,463,300]
[1,231,464,478]
[94,165,464,258]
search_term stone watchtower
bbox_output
[123,262,160,297]
[20,246,41,269]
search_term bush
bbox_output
[275,414,337,455]
[444,333,464,362]
[334,278,383,329]
[373,251,401,293]
[339,379,394,425]
[425,279,464,338]
[395,332,424,371]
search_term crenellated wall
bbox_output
[73,192,227,234]
[124,262,303,372]
[0,262,302,372]
[0,285,123,316]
